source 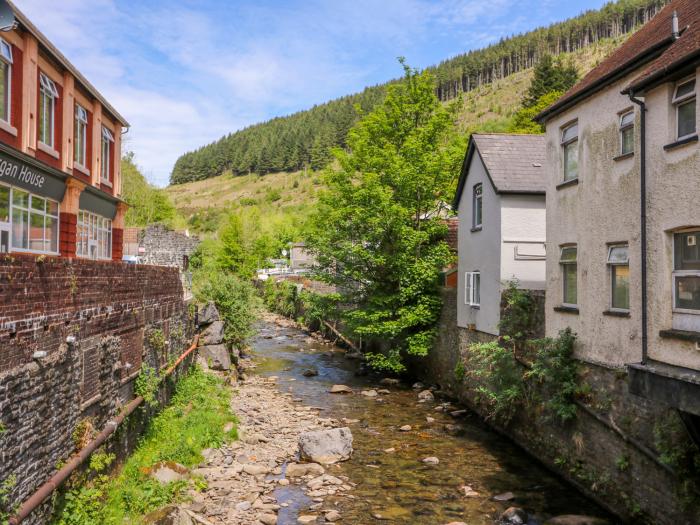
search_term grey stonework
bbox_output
[412,287,699,525]
[139,225,200,271]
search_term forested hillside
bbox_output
[169,0,668,185]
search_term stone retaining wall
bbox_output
[0,254,196,524]
[415,287,699,525]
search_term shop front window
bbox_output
[3,184,59,253]
[77,210,112,260]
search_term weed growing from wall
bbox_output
[0,475,16,525]
[134,365,160,408]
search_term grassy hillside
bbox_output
[165,38,622,237]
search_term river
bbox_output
[250,317,613,525]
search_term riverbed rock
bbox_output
[303,368,319,377]
[399,425,412,432]
[299,427,354,464]
[544,516,610,525]
[200,321,225,346]
[412,382,425,390]
[286,462,325,477]
[361,389,378,397]
[151,462,188,484]
[298,515,318,524]
[493,491,515,501]
[324,510,341,522]
[460,484,479,497]
[145,505,194,525]
[258,513,278,525]
[198,302,220,326]
[329,384,353,394]
[422,456,439,465]
[198,345,231,371]
[500,507,528,525]
[379,378,400,386]
[417,390,434,402]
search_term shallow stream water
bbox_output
[250,320,613,525]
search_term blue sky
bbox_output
[18,0,608,186]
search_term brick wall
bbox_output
[414,287,700,525]
[0,254,195,523]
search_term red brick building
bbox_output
[0,2,128,262]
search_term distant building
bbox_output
[453,133,546,335]
[0,2,128,260]
[537,0,700,417]
[289,242,315,272]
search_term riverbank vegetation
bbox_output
[51,367,236,525]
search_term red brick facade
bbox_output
[0,253,185,373]
[112,228,123,260]
[59,212,77,258]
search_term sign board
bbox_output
[0,150,66,201]
[79,188,117,219]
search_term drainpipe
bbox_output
[8,335,199,525]
[628,90,648,365]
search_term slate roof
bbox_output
[453,134,546,209]
[445,218,458,252]
[628,0,700,92]
[538,0,698,122]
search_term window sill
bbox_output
[603,309,630,318]
[469,305,480,310]
[74,163,90,177]
[0,119,17,137]
[556,178,579,190]
[659,329,700,344]
[100,179,113,188]
[37,141,59,159]
[470,226,482,233]
[663,134,698,151]
[613,152,634,161]
[554,305,579,314]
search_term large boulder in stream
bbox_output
[198,302,220,326]
[298,427,353,464]
[199,344,231,371]
[200,321,225,346]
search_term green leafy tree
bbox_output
[509,91,563,133]
[121,153,176,227]
[522,55,578,107]
[306,59,463,372]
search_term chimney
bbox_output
[672,10,680,40]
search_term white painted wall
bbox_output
[500,194,546,290]
[457,152,502,335]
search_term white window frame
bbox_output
[39,72,59,149]
[607,244,630,312]
[560,245,578,307]
[561,121,578,182]
[672,230,700,315]
[1,182,60,255]
[0,38,12,125]
[472,183,482,229]
[75,104,88,169]
[619,111,634,156]
[101,126,114,183]
[464,271,480,307]
[77,210,112,260]
[672,77,697,141]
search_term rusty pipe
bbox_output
[9,335,199,524]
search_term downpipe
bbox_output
[8,335,199,525]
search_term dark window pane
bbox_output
[621,126,634,155]
[675,232,700,270]
[676,275,700,311]
[0,185,8,222]
[678,99,696,138]
[563,263,577,305]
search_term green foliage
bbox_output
[616,454,630,472]
[522,54,578,107]
[170,0,662,185]
[654,411,700,511]
[262,279,298,318]
[0,475,16,525]
[509,91,563,134]
[52,367,237,525]
[147,329,167,353]
[135,365,160,408]
[307,59,461,373]
[498,282,543,346]
[466,340,524,421]
[298,289,342,330]
[121,153,178,227]
[453,360,465,382]
[526,329,580,421]
[194,270,259,348]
